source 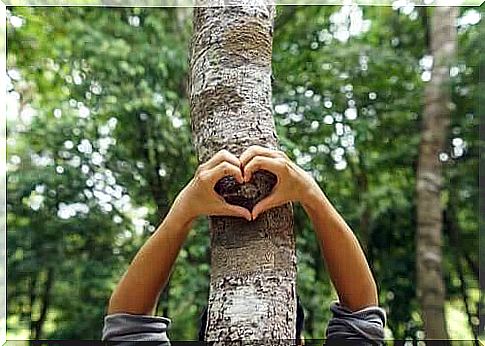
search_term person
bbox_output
[102,146,386,344]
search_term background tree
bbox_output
[416,6,457,341]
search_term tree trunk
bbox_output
[415,6,457,342]
[29,275,38,339]
[189,3,297,341]
[31,268,54,340]
[444,208,479,345]
[479,40,485,339]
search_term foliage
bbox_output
[6,5,482,340]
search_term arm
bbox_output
[107,205,193,315]
[240,146,378,312]
[107,150,251,316]
[300,188,378,311]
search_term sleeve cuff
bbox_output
[102,313,171,343]
[326,301,387,345]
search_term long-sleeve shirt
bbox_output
[102,301,386,345]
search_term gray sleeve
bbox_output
[325,301,387,345]
[102,313,171,345]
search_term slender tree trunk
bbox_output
[464,253,479,281]
[29,275,38,339]
[415,6,457,342]
[189,2,297,341]
[444,207,479,345]
[31,268,54,340]
[479,31,485,339]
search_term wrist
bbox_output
[158,205,195,241]
[300,182,327,212]
[170,187,198,225]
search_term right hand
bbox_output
[240,145,320,219]
[175,149,252,221]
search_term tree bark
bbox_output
[189,2,297,341]
[415,6,457,342]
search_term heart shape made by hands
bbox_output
[214,169,277,212]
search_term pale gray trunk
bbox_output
[416,6,457,341]
[189,2,297,341]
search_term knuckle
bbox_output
[278,151,289,159]
[276,157,286,166]
[277,158,290,172]
[222,150,238,163]
[249,145,262,154]
[194,169,203,180]
[214,150,225,160]
[221,162,233,175]
[198,171,210,183]
[252,157,263,168]
[284,161,292,172]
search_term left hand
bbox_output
[175,149,252,221]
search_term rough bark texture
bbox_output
[189,2,297,341]
[416,6,457,342]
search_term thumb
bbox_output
[223,204,252,221]
[252,195,280,220]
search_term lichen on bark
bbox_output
[189,1,297,341]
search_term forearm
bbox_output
[108,199,194,315]
[302,187,378,311]
[107,149,252,316]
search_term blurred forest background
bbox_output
[5,4,482,342]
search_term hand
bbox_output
[240,145,319,219]
[176,150,252,221]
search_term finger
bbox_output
[214,204,252,221]
[240,145,284,167]
[252,195,284,220]
[243,156,286,182]
[207,161,244,184]
[202,149,241,171]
